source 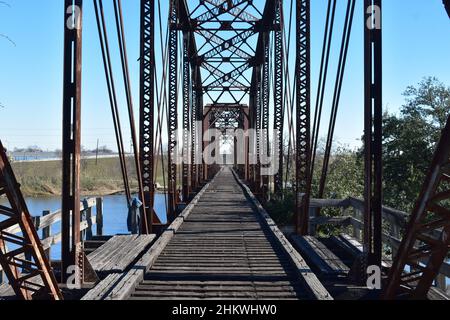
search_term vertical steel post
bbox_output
[167,0,179,221]
[191,67,198,191]
[363,0,383,268]
[140,0,155,233]
[273,0,284,196]
[182,33,191,203]
[255,66,262,196]
[62,0,83,283]
[261,34,270,198]
[248,69,256,189]
[196,69,204,186]
[295,0,311,235]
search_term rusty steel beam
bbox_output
[182,32,191,203]
[383,115,450,299]
[167,0,179,221]
[261,33,270,198]
[140,0,155,233]
[193,66,204,189]
[62,0,84,283]
[254,65,262,196]
[273,0,284,196]
[295,0,311,236]
[363,0,383,268]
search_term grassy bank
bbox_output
[12,156,167,197]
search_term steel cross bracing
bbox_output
[0,141,62,300]
[160,0,285,212]
[189,0,263,106]
[383,116,450,299]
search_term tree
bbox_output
[383,77,450,212]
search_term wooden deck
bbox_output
[83,167,331,300]
[88,234,156,278]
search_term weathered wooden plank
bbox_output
[87,235,129,263]
[291,235,349,276]
[102,235,156,273]
[331,234,392,269]
[82,173,216,300]
[87,235,156,275]
[81,273,122,300]
[231,169,333,301]
[84,168,330,301]
[93,235,139,272]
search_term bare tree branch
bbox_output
[0,1,15,46]
[0,33,15,47]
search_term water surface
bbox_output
[1,193,167,260]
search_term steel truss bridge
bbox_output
[0,0,449,300]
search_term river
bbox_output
[0,193,168,260]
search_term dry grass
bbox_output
[11,156,167,197]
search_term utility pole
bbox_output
[96,139,99,165]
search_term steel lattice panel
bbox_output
[295,0,312,235]
[167,0,179,220]
[273,0,284,195]
[140,0,155,207]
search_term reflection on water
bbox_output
[0,193,167,260]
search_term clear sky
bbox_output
[0,0,449,152]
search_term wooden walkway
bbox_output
[83,167,330,300]
[88,235,156,278]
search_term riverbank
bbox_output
[11,156,167,197]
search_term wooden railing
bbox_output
[0,197,103,284]
[308,197,449,293]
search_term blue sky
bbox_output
[0,0,449,151]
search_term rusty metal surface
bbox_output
[295,0,312,236]
[113,0,149,234]
[0,141,62,300]
[140,0,155,230]
[363,0,383,268]
[62,0,83,283]
[164,0,279,206]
